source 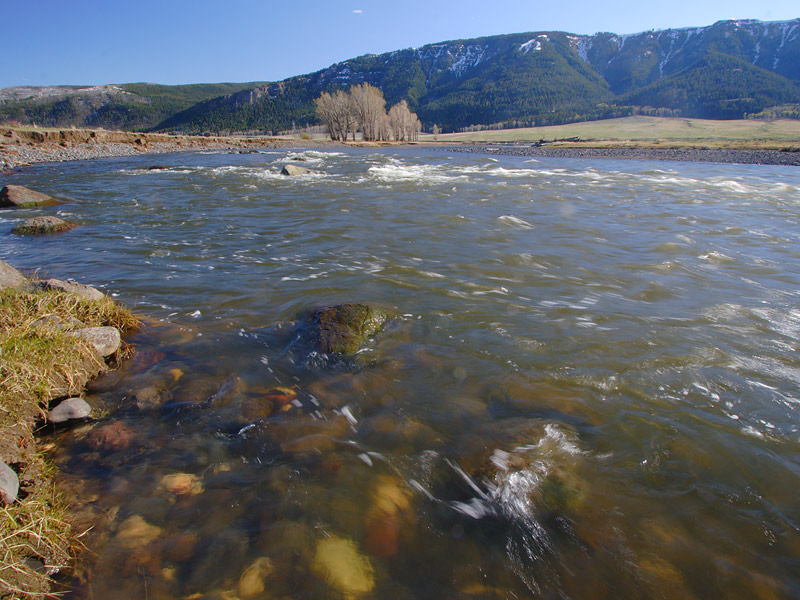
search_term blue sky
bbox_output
[2,0,797,89]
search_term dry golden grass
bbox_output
[0,288,138,599]
[424,116,800,148]
[0,498,73,598]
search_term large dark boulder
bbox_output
[0,185,58,208]
[312,303,388,356]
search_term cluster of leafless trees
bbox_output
[314,84,422,142]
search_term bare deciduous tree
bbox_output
[388,100,420,141]
[350,84,387,142]
[314,90,355,142]
[316,88,422,142]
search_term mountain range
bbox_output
[1,18,798,134]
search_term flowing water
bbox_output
[2,147,800,599]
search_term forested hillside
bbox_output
[1,18,798,134]
[0,83,264,131]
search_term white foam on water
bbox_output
[742,426,765,439]
[447,424,584,526]
[281,150,342,166]
[365,163,466,184]
[709,179,757,194]
[699,251,735,263]
[288,150,344,159]
[253,170,289,182]
[497,215,534,229]
[207,166,242,176]
[340,405,358,426]
[418,270,446,279]
[280,271,327,282]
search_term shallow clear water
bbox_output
[2,148,800,599]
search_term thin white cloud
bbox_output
[352,9,363,14]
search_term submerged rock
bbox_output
[70,326,121,357]
[168,376,221,407]
[263,386,297,412]
[0,184,58,208]
[115,515,163,549]
[157,473,204,497]
[365,475,414,558]
[312,303,388,356]
[281,164,312,176]
[238,556,274,598]
[48,397,91,423]
[38,278,105,300]
[86,421,136,452]
[162,532,199,563]
[11,215,76,235]
[0,260,26,290]
[0,461,19,504]
[132,386,164,409]
[312,535,375,596]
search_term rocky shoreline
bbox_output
[0,260,138,598]
[0,127,303,171]
[446,144,800,166]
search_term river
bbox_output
[2,147,799,599]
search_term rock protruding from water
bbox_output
[48,397,92,423]
[11,216,76,235]
[312,303,388,356]
[0,184,58,208]
[0,260,26,290]
[38,278,105,300]
[281,164,312,176]
[70,326,121,357]
[0,461,19,504]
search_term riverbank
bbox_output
[4,124,800,170]
[0,261,138,598]
[0,127,305,170]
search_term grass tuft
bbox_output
[0,287,138,598]
[0,496,72,598]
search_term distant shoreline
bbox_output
[3,126,800,169]
[0,128,314,171]
[444,144,800,167]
